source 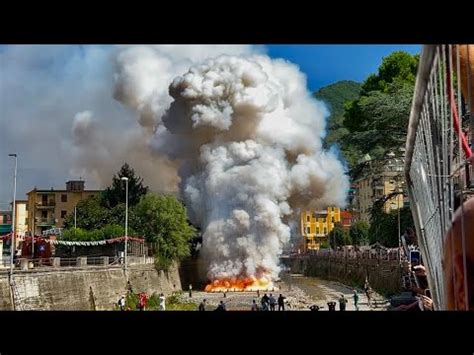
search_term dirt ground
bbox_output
[176,274,389,311]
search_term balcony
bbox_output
[36,201,56,209]
[35,218,56,226]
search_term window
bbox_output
[323,228,327,234]
[41,210,47,218]
[306,227,311,234]
[306,215,310,222]
[61,194,67,203]
[25,217,28,226]
[61,210,67,218]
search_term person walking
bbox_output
[159,293,166,311]
[353,290,359,311]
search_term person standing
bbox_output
[261,293,269,309]
[216,301,226,311]
[339,294,347,311]
[353,290,359,311]
[364,280,371,307]
[138,292,148,311]
[159,293,166,311]
[189,284,193,298]
[251,300,258,311]
[269,294,276,311]
[198,299,206,311]
[118,295,126,311]
[277,294,286,311]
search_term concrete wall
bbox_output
[287,255,402,296]
[0,264,181,310]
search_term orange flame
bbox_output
[204,275,276,292]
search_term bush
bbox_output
[154,254,173,271]
[147,293,161,309]
[126,292,139,310]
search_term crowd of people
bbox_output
[251,293,286,311]
[117,292,166,311]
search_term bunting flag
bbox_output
[47,236,145,246]
[1,233,144,245]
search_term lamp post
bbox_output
[121,177,129,272]
[397,182,401,264]
[391,194,401,264]
[8,154,17,276]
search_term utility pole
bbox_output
[397,177,402,264]
[74,205,77,238]
[8,154,17,276]
[121,177,129,272]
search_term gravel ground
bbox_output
[175,274,389,311]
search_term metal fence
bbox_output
[405,45,473,310]
[0,256,129,272]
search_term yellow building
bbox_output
[27,181,101,235]
[12,200,28,237]
[301,207,341,250]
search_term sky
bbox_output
[267,45,421,91]
[0,44,422,208]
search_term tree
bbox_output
[63,195,108,230]
[101,163,149,208]
[133,194,197,269]
[368,194,414,247]
[340,51,419,177]
[314,80,362,167]
[349,220,369,246]
[344,81,414,161]
[328,223,350,249]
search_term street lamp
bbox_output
[391,189,402,264]
[121,177,129,272]
[8,154,17,276]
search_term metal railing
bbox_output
[293,248,401,262]
[35,218,55,225]
[0,256,126,272]
[36,201,56,208]
[405,45,474,310]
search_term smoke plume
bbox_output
[145,55,349,282]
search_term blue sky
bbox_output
[267,45,422,91]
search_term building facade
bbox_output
[301,207,341,250]
[12,200,28,237]
[27,181,102,235]
[340,210,353,230]
[354,152,406,223]
[0,210,12,236]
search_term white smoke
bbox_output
[145,55,350,282]
[71,45,258,193]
